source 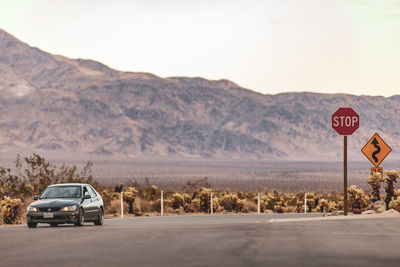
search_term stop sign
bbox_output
[331,108,359,135]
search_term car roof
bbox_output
[48,183,88,187]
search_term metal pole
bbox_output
[210,192,213,215]
[161,190,164,216]
[120,191,124,218]
[304,193,307,214]
[257,193,260,214]
[344,135,348,216]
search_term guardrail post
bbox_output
[257,193,260,214]
[304,193,307,214]
[120,191,124,218]
[210,192,213,215]
[161,190,164,216]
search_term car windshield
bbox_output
[40,186,82,199]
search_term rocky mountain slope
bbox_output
[1,28,399,161]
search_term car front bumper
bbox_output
[26,211,80,224]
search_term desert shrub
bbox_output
[1,196,23,224]
[347,185,370,214]
[152,199,162,213]
[178,193,193,212]
[287,195,298,206]
[199,188,212,213]
[0,154,99,201]
[191,198,200,212]
[384,170,399,208]
[388,197,400,212]
[219,193,239,212]
[139,181,159,202]
[317,198,329,212]
[296,200,304,213]
[135,198,153,213]
[171,193,184,210]
[273,201,286,213]
[305,192,316,212]
[243,200,257,213]
[368,172,383,202]
[327,201,337,212]
[265,195,280,211]
[100,189,120,209]
[123,187,138,213]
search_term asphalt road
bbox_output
[1,213,400,267]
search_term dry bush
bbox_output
[123,187,138,214]
[305,192,316,212]
[219,193,239,212]
[191,198,200,212]
[135,198,153,213]
[328,201,337,212]
[152,199,161,213]
[244,200,257,213]
[347,185,370,214]
[171,193,184,210]
[273,201,286,213]
[199,188,212,213]
[296,200,304,213]
[105,199,121,215]
[388,197,400,212]
[384,170,400,208]
[100,189,120,210]
[317,198,329,212]
[1,196,23,224]
[286,206,296,213]
[368,172,383,202]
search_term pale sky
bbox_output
[1,0,400,96]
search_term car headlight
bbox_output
[27,206,38,212]
[61,205,77,212]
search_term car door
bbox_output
[82,186,95,220]
[89,185,101,216]
[86,186,98,220]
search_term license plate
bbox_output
[43,212,54,219]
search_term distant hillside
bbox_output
[0,28,399,161]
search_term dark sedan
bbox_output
[26,183,104,228]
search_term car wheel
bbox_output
[74,208,85,226]
[94,208,104,225]
[27,222,37,228]
[50,223,58,227]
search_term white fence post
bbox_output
[257,193,260,214]
[161,190,164,216]
[120,191,124,218]
[210,192,213,215]
[304,193,307,214]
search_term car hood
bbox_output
[31,199,80,208]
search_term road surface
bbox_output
[1,213,399,267]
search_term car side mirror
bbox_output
[83,194,91,199]
[33,196,38,200]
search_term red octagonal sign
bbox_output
[331,107,359,135]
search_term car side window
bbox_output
[89,186,97,197]
[83,186,90,196]
[86,186,96,197]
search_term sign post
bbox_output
[332,108,359,216]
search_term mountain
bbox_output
[1,28,399,161]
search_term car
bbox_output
[26,183,104,228]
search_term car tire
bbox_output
[74,208,85,226]
[94,208,104,225]
[27,222,37,228]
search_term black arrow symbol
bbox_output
[371,137,381,163]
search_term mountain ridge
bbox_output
[1,28,400,162]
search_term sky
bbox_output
[0,0,400,96]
